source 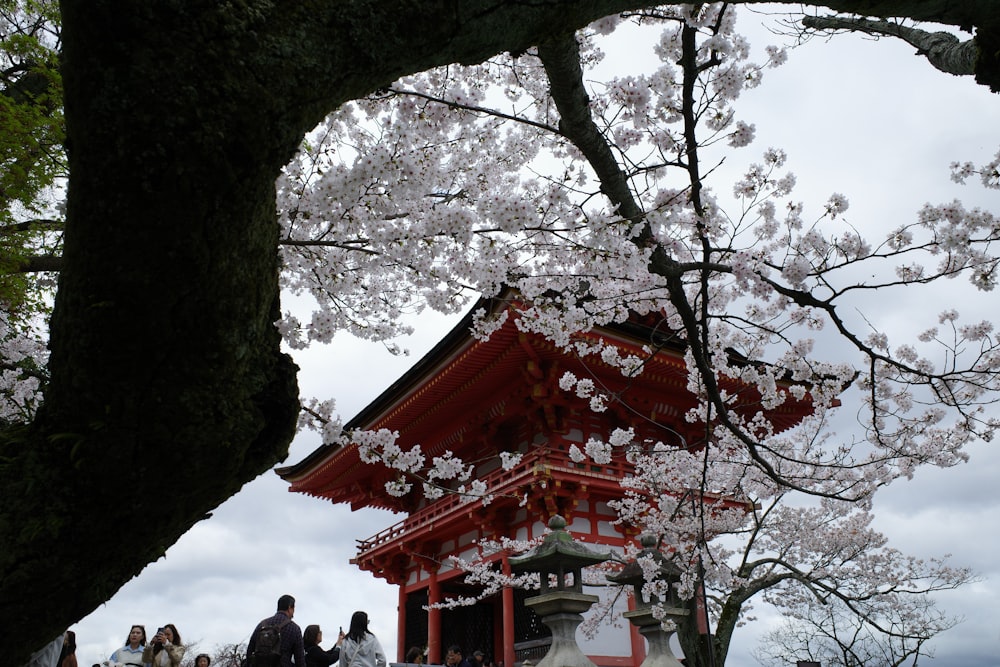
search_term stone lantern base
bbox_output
[622,607,687,667]
[524,592,601,667]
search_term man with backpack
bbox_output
[246,594,306,667]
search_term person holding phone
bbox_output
[303,624,345,667]
[141,624,185,667]
[340,612,386,667]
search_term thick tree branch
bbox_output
[796,2,1000,91]
[537,32,646,225]
[13,254,62,272]
[802,15,979,77]
[0,218,64,235]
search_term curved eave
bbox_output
[279,289,820,509]
[277,290,687,484]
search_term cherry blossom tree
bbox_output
[611,450,974,665]
[2,0,999,663]
[285,6,994,665]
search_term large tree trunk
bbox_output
[2,0,998,661]
[2,1,660,660]
[2,2,306,659]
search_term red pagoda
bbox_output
[278,291,813,667]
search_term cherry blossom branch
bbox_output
[535,18,876,500]
[380,86,560,135]
[536,32,645,226]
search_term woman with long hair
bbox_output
[339,612,386,667]
[303,624,345,667]
[141,624,185,667]
[109,624,147,667]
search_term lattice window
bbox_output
[513,587,551,642]
[405,589,429,650]
[442,603,494,657]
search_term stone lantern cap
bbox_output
[509,515,612,593]
[606,533,682,596]
[510,515,613,572]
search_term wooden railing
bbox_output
[354,442,632,555]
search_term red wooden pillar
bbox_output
[428,568,442,664]
[501,555,515,667]
[397,584,407,662]
[626,588,645,667]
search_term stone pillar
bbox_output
[508,516,613,667]
[524,592,601,667]
[621,607,686,667]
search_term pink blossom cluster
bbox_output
[0,312,47,422]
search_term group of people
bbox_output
[32,594,484,667]
[246,597,493,667]
[247,594,386,667]
[23,627,211,667]
[94,595,383,667]
[404,642,491,667]
[103,623,210,667]
[444,646,491,667]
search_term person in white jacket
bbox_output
[339,611,386,667]
[108,625,148,667]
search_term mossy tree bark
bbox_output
[2,0,998,661]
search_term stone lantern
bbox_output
[509,515,612,667]
[606,534,688,667]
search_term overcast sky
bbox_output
[70,7,999,667]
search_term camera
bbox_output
[157,627,166,635]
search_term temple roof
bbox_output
[277,290,814,513]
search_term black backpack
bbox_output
[249,616,291,667]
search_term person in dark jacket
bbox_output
[303,624,344,667]
[247,594,306,667]
[445,646,473,667]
